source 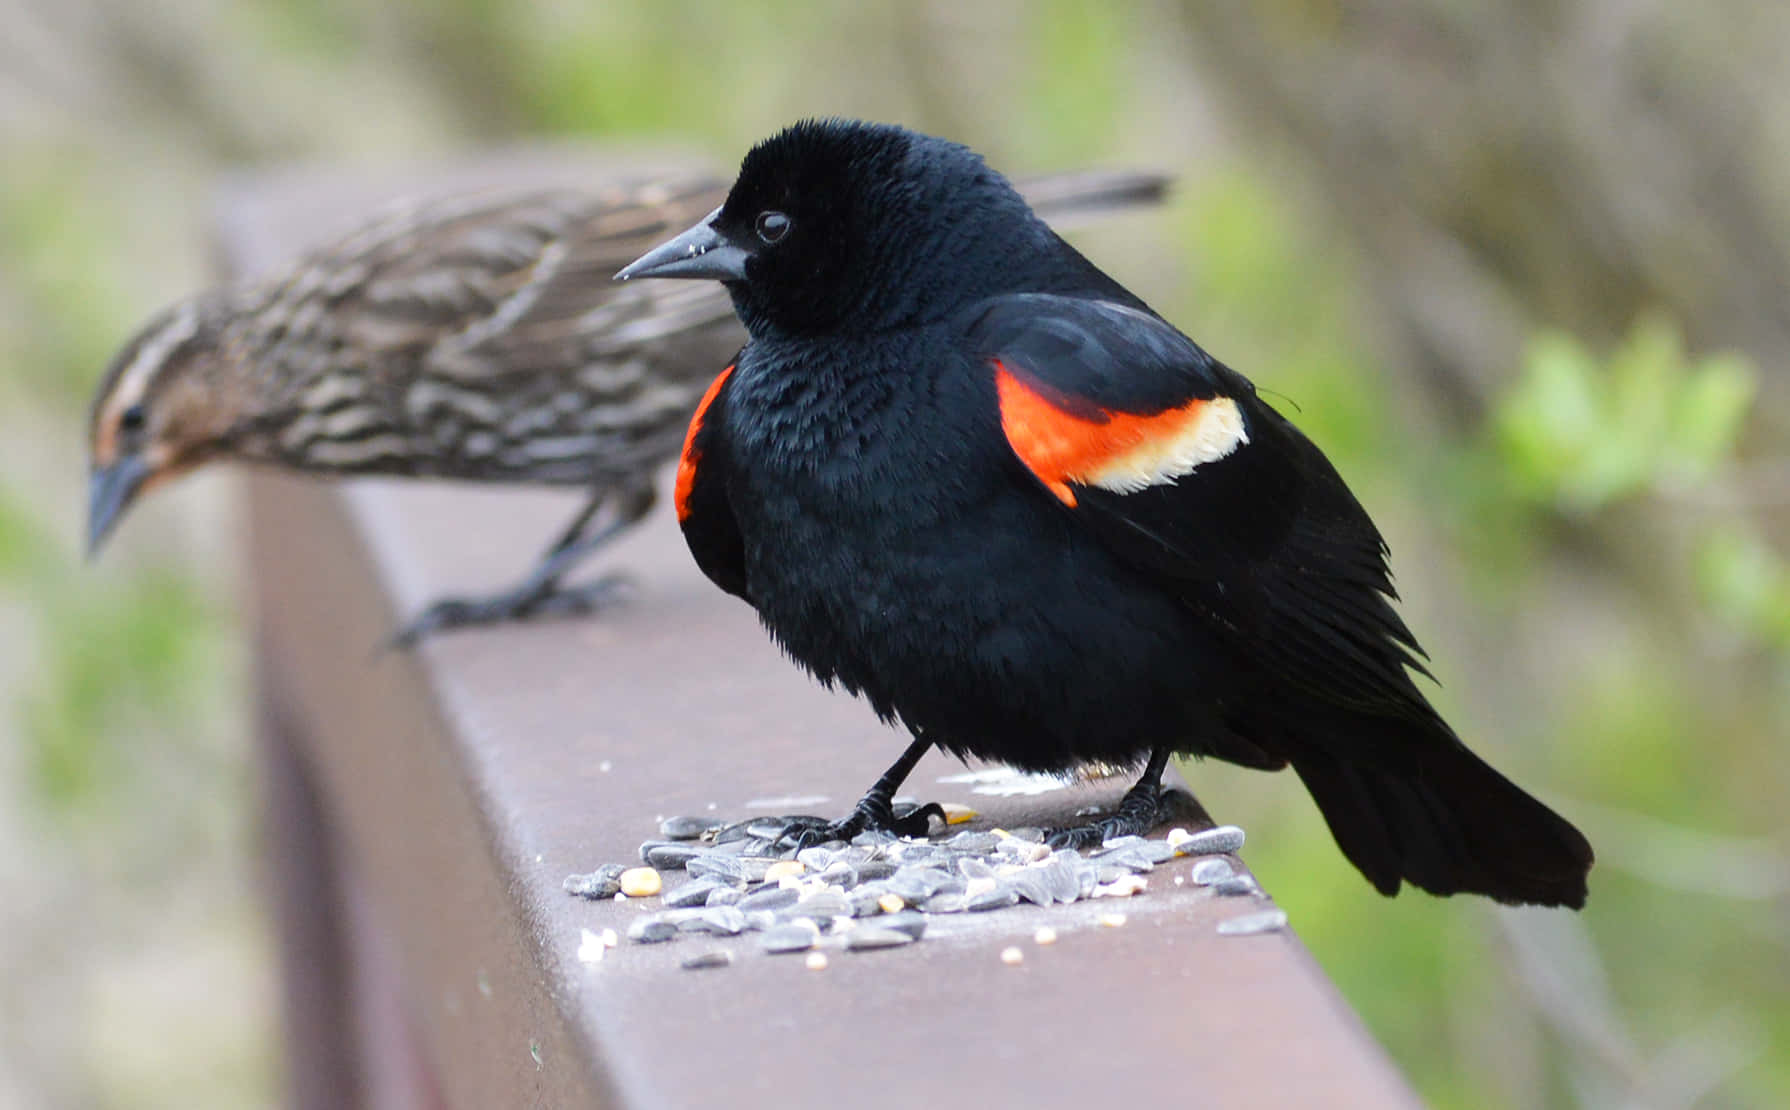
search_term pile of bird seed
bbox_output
[564,812,1283,965]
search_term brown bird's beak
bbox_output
[87,453,150,558]
[614,207,750,282]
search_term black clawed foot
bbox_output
[773,799,945,851]
[389,575,633,648]
[1045,786,1172,851]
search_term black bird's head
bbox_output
[617,119,1067,336]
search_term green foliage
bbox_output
[1696,526,1790,650]
[1173,170,1385,469]
[0,152,143,406]
[1493,315,1757,511]
[1022,0,1128,162]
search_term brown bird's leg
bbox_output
[390,481,657,647]
[1044,745,1175,849]
[774,734,946,850]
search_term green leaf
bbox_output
[1664,353,1757,482]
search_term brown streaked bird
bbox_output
[86,168,1172,644]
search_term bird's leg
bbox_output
[391,482,657,646]
[774,735,945,851]
[1045,745,1175,850]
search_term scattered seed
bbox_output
[577,928,607,964]
[627,917,677,944]
[739,886,799,912]
[940,803,979,825]
[1000,946,1024,966]
[563,864,625,900]
[764,860,807,882]
[659,816,718,841]
[619,867,662,898]
[966,884,1020,912]
[789,890,852,920]
[805,952,829,970]
[1190,858,1235,885]
[878,912,929,940]
[664,878,728,909]
[1172,825,1246,857]
[760,923,819,954]
[681,950,733,970]
[1098,913,1128,928]
[877,893,905,914]
[1212,875,1261,897]
[679,906,749,936]
[847,927,915,950]
[1095,875,1147,898]
[642,842,704,870]
[1033,926,1058,946]
[1217,909,1287,936]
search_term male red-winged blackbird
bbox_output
[618,119,1594,907]
[86,170,1167,645]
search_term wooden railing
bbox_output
[224,150,1422,1110]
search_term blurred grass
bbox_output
[1,1,1785,1107]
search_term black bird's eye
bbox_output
[118,404,147,437]
[755,211,790,244]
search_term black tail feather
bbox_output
[1292,744,1594,909]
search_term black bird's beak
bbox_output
[87,454,150,558]
[614,208,749,282]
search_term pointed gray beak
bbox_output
[615,207,750,282]
[87,454,150,558]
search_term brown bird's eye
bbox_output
[118,404,147,436]
[755,211,790,244]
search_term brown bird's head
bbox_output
[86,292,252,556]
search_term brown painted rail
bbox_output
[222,150,1422,1110]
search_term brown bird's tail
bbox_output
[1292,742,1594,908]
[1013,169,1174,229]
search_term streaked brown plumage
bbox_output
[87,168,1171,642]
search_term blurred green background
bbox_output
[2,1,1786,1106]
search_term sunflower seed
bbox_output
[1217,909,1287,936]
[627,916,678,944]
[759,923,819,954]
[659,816,718,841]
[1173,825,1246,857]
[562,864,625,899]
[846,927,915,950]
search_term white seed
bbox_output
[805,952,829,971]
[1033,926,1058,946]
[878,893,905,914]
[1098,913,1128,928]
[619,867,662,897]
[577,928,606,964]
[1000,946,1025,966]
[764,860,806,882]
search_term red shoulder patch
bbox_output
[993,361,1247,507]
[675,364,734,523]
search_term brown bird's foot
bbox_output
[1044,746,1174,850]
[389,575,632,648]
